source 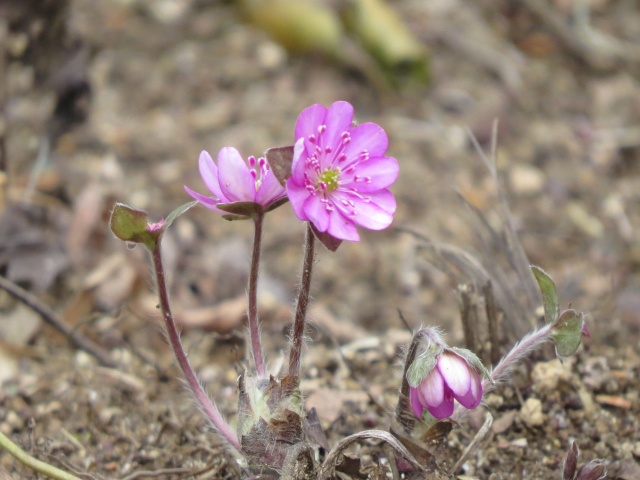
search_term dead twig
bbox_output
[483,280,501,365]
[449,411,493,475]
[0,275,116,367]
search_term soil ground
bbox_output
[0,1,639,479]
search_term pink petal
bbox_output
[368,189,397,214]
[344,122,389,162]
[323,101,354,155]
[286,178,310,221]
[184,185,224,213]
[217,147,255,202]
[327,211,360,241]
[427,388,455,419]
[334,193,394,230]
[291,138,307,183]
[437,353,472,397]
[409,386,425,418]
[456,368,483,409]
[295,104,327,153]
[419,367,445,408]
[347,156,399,192]
[198,151,226,201]
[303,195,331,233]
[255,170,286,207]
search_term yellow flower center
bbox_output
[318,168,340,192]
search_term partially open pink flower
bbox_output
[184,148,287,216]
[286,101,398,241]
[409,351,483,419]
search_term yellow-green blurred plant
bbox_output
[340,0,429,85]
[240,0,342,56]
[239,0,430,88]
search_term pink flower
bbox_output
[286,101,398,241]
[184,148,287,216]
[409,351,483,419]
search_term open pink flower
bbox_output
[184,148,287,216]
[286,101,398,241]
[409,351,483,419]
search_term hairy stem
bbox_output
[0,430,82,480]
[288,223,315,377]
[152,242,241,452]
[248,212,266,378]
[486,323,552,392]
[451,323,553,421]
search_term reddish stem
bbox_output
[248,212,266,377]
[451,323,553,421]
[288,223,315,378]
[152,241,241,452]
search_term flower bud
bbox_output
[409,350,483,419]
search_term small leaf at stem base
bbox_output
[531,265,559,324]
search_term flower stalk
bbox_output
[482,323,553,394]
[288,222,316,378]
[248,211,266,378]
[151,240,241,452]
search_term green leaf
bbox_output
[110,203,149,241]
[165,201,197,229]
[109,203,162,251]
[551,309,584,358]
[531,265,559,323]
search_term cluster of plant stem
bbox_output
[108,114,591,478]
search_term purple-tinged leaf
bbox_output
[576,460,607,480]
[310,223,342,252]
[563,441,579,480]
[265,145,295,187]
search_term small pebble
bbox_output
[520,397,545,428]
[531,359,572,393]
[509,164,545,195]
